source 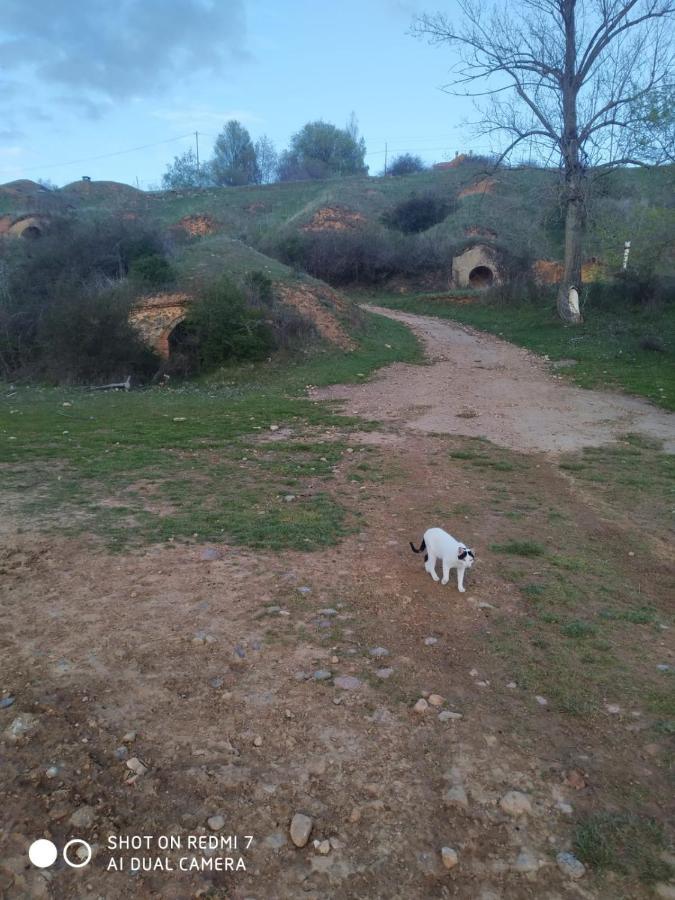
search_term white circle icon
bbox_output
[28,839,58,868]
[63,838,92,868]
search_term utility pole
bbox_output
[384,142,388,176]
[195,131,200,178]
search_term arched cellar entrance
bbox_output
[165,319,198,374]
[468,265,494,288]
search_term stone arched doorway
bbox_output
[129,293,191,358]
[452,244,500,289]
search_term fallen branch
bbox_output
[90,375,132,392]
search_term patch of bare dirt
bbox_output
[458,178,496,198]
[274,283,355,350]
[533,259,606,284]
[313,306,675,454]
[301,207,366,232]
[245,202,268,213]
[176,214,219,236]
[465,225,497,239]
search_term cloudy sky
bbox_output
[0,0,483,187]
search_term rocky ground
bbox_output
[1,311,673,899]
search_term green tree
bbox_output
[161,148,211,190]
[211,120,260,186]
[278,120,368,181]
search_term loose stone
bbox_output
[556,851,586,879]
[290,813,312,848]
[441,847,459,869]
[443,785,469,810]
[313,670,332,681]
[438,711,463,722]
[499,791,532,816]
[334,675,362,690]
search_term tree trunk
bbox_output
[557,0,584,324]
[557,176,585,323]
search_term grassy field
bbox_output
[0,311,421,550]
[371,291,675,410]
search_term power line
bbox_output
[10,132,195,175]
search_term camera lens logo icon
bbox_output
[28,840,58,869]
[28,838,92,868]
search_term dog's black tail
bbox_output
[410,538,426,554]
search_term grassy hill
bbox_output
[3,162,673,276]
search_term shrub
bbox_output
[586,269,673,310]
[387,154,426,176]
[382,192,455,233]
[0,214,169,383]
[270,227,456,287]
[129,254,176,288]
[181,277,275,372]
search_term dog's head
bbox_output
[458,547,475,568]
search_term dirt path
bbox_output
[314,306,675,454]
[1,313,673,900]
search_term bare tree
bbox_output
[412,0,674,322]
[254,135,279,184]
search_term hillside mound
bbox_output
[0,180,44,200]
[61,180,143,201]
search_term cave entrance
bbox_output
[468,265,494,288]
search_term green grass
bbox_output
[0,310,421,550]
[490,539,546,557]
[573,813,672,884]
[372,291,675,410]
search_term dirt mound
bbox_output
[274,282,355,349]
[0,179,43,199]
[0,215,13,234]
[176,214,219,236]
[61,180,143,200]
[458,178,496,198]
[532,259,564,283]
[465,225,497,239]
[302,206,366,232]
[533,259,605,284]
[433,154,473,170]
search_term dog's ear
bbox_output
[458,548,468,560]
[467,549,475,559]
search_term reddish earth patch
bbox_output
[176,214,219,237]
[433,154,472,170]
[302,207,366,232]
[274,283,355,349]
[458,178,496,199]
[533,259,606,284]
